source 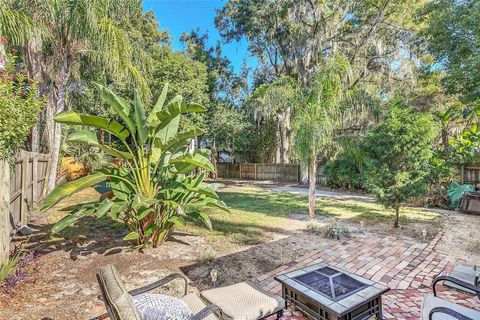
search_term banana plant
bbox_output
[41,83,229,248]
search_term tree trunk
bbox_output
[211,137,218,180]
[308,153,317,219]
[278,106,291,164]
[441,127,449,150]
[25,37,46,154]
[274,119,281,164]
[300,163,308,184]
[31,122,40,152]
[47,59,69,191]
[394,206,400,228]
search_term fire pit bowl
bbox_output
[274,263,390,320]
[294,266,368,301]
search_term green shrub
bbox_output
[305,219,323,234]
[324,138,366,190]
[324,155,365,190]
[0,60,43,161]
[324,219,351,240]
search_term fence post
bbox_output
[32,154,38,203]
[0,160,10,265]
[239,163,242,179]
[254,163,257,180]
[460,165,464,184]
[20,152,29,226]
[42,155,51,198]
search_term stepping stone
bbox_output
[445,264,478,294]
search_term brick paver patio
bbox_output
[258,233,480,319]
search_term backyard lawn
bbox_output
[47,182,440,252]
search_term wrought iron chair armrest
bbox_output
[129,273,189,296]
[429,306,474,320]
[190,304,222,320]
[432,275,480,298]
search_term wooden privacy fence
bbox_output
[460,165,480,184]
[217,163,299,182]
[217,162,326,185]
[9,150,50,228]
[1,150,50,264]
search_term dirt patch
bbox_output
[435,210,480,265]
[181,232,335,291]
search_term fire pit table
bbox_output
[274,263,389,320]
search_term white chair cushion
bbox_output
[132,293,192,320]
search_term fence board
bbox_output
[461,166,480,184]
[217,162,322,185]
[0,161,10,264]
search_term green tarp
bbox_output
[447,181,475,209]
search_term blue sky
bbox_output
[143,0,254,73]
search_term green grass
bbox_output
[46,184,439,249]
[181,185,439,248]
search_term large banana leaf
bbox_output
[155,99,206,134]
[41,172,108,212]
[51,207,95,234]
[134,89,148,145]
[97,146,133,159]
[68,131,133,159]
[171,151,215,173]
[147,83,169,127]
[162,129,203,152]
[157,115,180,144]
[185,198,229,213]
[68,130,99,144]
[94,83,136,135]
[54,111,130,141]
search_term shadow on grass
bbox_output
[220,190,436,225]
[316,199,437,225]
[189,215,295,246]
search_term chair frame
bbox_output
[426,275,480,320]
[432,275,480,298]
[95,272,222,320]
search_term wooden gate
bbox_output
[9,150,50,228]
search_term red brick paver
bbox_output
[257,233,480,319]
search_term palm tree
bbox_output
[0,0,145,190]
[293,57,348,219]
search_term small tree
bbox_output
[293,57,348,219]
[362,102,437,227]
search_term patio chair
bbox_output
[421,275,480,320]
[96,264,284,320]
[444,265,479,294]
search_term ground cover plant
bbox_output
[41,84,228,248]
